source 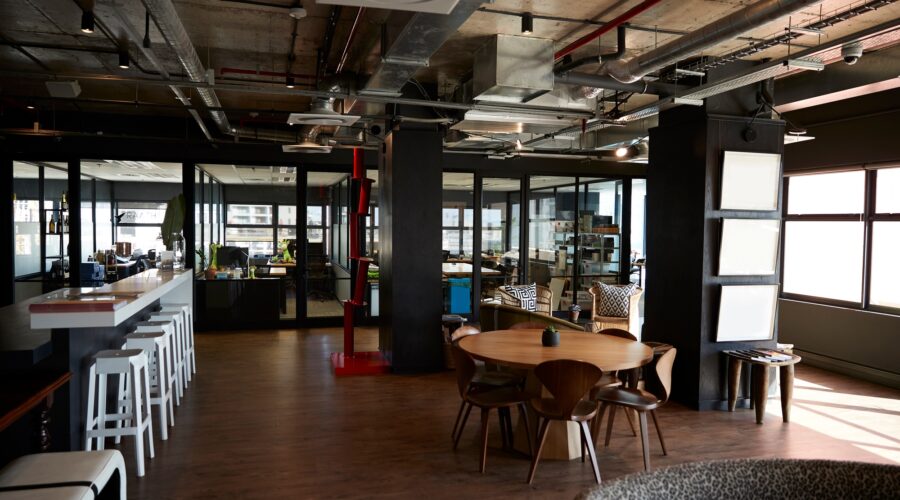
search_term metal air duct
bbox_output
[360,0,483,96]
[141,0,231,134]
[601,0,821,83]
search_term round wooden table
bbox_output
[458,329,654,461]
[458,329,654,372]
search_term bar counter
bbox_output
[2,269,192,452]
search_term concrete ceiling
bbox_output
[1,0,899,149]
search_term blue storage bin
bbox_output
[448,278,472,314]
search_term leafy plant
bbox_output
[195,248,207,270]
[161,194,186,250]
[543,325,557,334]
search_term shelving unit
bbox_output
[553,229,620,290]
[41,207,69,289]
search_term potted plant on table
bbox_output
[542,325,560,347]
[206,243,221,280]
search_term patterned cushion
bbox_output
[505,284,537,312]
[597,283,637,318]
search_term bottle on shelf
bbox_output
[48,215,56,234]
[61,191,68,211]
[64,216,69,233]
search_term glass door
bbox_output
[479,177,521,302]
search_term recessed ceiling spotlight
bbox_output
[81,10,95,34]
[25,103,35,110]
[521,12,533,34]
[615,146,629,158]
[289,7,307,19]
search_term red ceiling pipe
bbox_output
[554,0,665,60]
[220,67,317,79]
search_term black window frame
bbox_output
[781,166,900,316]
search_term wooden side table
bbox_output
[725,351,801,424]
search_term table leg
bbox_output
[780,364,795,423]
[728,358,742,412]
[751,363,769,425]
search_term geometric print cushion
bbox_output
[597,282,637,317]
[505,283,537,312]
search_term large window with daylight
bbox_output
[115,201,167,254]
[783,167,900,312]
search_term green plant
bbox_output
[195,248,207,270]
[543,325,557,334]
[161,194,186,250]
[209,243,221,268]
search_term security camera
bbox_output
[841,42,863,65]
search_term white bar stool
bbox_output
[0,450,127,499]
[160,303,195,377]
[135,320,183,405]
[84,349,154,477]
[121,330,175,440]
[148,311,189,391]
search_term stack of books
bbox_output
[726,349,794,363]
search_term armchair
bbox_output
[498,285,552,315]
[588,285,643,337]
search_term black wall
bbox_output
[644,108,785,410]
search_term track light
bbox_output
[25,103,35,110]
[614,146,629,158]
[143,11,151,48]
[285,76,295,89]
[515,139,523,150]
[81,10,94,34]
[521,12,533,34]
[118,49,130,69]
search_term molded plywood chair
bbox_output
[592,348,677,472]
[528,359,604,485]
[451,345,533,473]
[589,285,643,337]
[591,328,640,437]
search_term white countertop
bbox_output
[30,269,192,330]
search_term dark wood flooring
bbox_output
[118,327,900,499]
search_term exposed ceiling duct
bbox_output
[287,98,360,126]
[359,0,484,97]
[554,72,683,96]
[600,0,822,84]
[140,0,231,135]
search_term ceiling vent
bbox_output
[473,35,554,103]
[45,81,82,98]
[316,0,460,15]
[281,142,333,154]
[287,99,360,127]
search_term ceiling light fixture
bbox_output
[521,12,533,34]
[81,10,95,34]
[25,103,35,110]
[143,11,152,48]
[118,49,130,69]
[614,146,629,158]
[289,7,307,19]
[515,139,523,150]
[285,76,296,89]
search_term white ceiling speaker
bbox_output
[287,99,360,126]
[289,7,306,19]
[315,0,460,15]
[282,142,333,153]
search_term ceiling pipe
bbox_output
[554,0,663,61]
[555,72,683,96]
[336,7,365,74]
[601,0,822,83]
[220,67,316,79]
[140,0,232,134]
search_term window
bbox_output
[783,167,900,313]
[226,227,274,256]
[115,201,167,253]
[227,204,272,225]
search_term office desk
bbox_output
[441,263,502,277]
[195,278,283,330]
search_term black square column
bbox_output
[378,125,443,373]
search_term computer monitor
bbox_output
[217,246,248,268]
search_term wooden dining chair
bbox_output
[590,328,640,437]
[449,328,525,443]
[527,359,604,485]
[451,345,533,473]
[592,348,677,471]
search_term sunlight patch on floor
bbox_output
[765,375,900,464]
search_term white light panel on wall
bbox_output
[716,285,779,342]
[719,218,781,276]
[720,151,781,211]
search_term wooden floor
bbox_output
[119,327,900,499]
